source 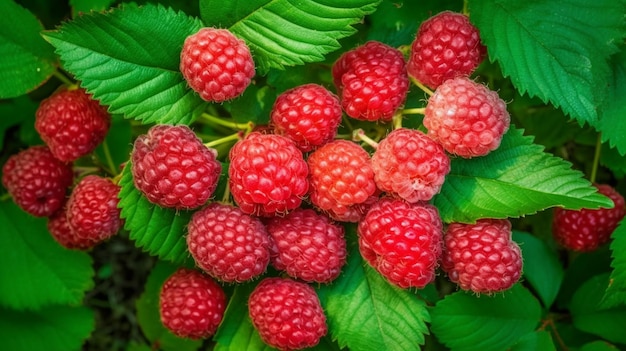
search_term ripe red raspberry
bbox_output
[249,277,327,350]
[407,11,486,89]
[48,205,95,250]
[371,128,450,202]
[2,146,73,217]
[332,41,409,122]
[307,140,378,222]
[180,27,255,102]
[131,124,222,210]
[266,208,347,283]
[442,219,522,294]
[553,184,625,252]
[228,132,309,217]
[35,87,110,162]
[424,77,510,158]
[66,175,122,244]
[271,84,342,152]
[358,198,443,289]
[187,202,270,282]
[159,268,226,339]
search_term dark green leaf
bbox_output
[579,341,621,351]
[69,0,115,17]
[0,96,39,151]
[510,331,556,351]
[602,220,626,308]
[598,49,626,156]
[556,248,612,309]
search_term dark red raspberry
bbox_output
[553,184,625,252]
[159,268,227,339]
[66,175,122,244]
[266,208,347,283]
[271,84,342,152]
[131,124,222,210]
[407,11,486,89]
[187,202,270,282]
[2,146,73,217]
[180,27,255,102]
[358,198,443,289]
[48,205,95,250]
[35,87,110,162]
[332,41,409,122]
[307,139,378,222]
[371,128,450,202]
[249,277,327,350]
[228,132,309,217]
[424,76,510,158]
[442,219,523,294]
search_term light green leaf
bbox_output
[42,3,206,124]
[0,1,57,98]
[0,305,94,351]
[598,49,626,156]
[431,284,542,351]
[510,331,556,351]
[571,273,626,344]
[118,163,193,265]
[0,202,94,310]
[200,0,381,74]
[601,220,626,308]
[433,127,614,223]
[471,0,624,126]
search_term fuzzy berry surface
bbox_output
[442,219,523,294]
[271,84,342,152]
[371,128,450,203]
[553,184,625,252]
[248,277,327,350]
[180,27,255,102]
[2,145,73,217]
[307,139,378,222]
[266,208,346,283]
[424,76,510,158]
[48,205,95,250]
[159,268,227,339]
[407,11,486,89]
[35,87,110,162]
[358,198,443,289]
[228,132,309,217]
[332,41,409,122]
[131,124,222,210]
[187,202,270,282]
[66,175,122,245]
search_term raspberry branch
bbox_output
[199,113,254,133]
[410,76,434,96]
[590,133,602,183]
[352,128,379,149]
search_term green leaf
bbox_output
[509,331,556,351]
[316,228,430,351]
[136,261,202,351]
[0,1,57,98]
[601,220,626,308]
[0,96,39,151]
[512,231,563,308]
[579,341,621,351]
[571,273,626,344]
[200,0,381,75]
[0,305,94,351]
[430,284,542,351]
[118,162,193,265]
[42,3,207,124]
[433,127,613,223]
[556,248,612,309]
[69,0,115,17]
[0,202,94,310]
[471,0,624,126]
[598,49,626,156]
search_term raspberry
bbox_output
[407,11,486,89]
[358,198,443,289]
[131,124,222,210]
[248,277,327,350]
[2,146,73,217]
[66,175,122,244]
[159,268,226,339]
[371,128,450,202]
[424,76,510,158]
[332,41,409,122]
[180,27,255,102]
[271,84,342,152]
[442,219,522,294]
[266,208,347,283]
[187,202,270,282]
[48,205,95,250]
[228,132,309,217]
[35,87,110,162]
[553,184,625,252]
[307,140,378,222]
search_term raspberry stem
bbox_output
[352,128,379,149]
[101,140,118,176]
[0,193,11,202]
[410,77,434,96]
[590,133,602,183]
[204,132,243,149]
[200,113,254,132]
[402,107,426,115]
[52,69,75,87]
